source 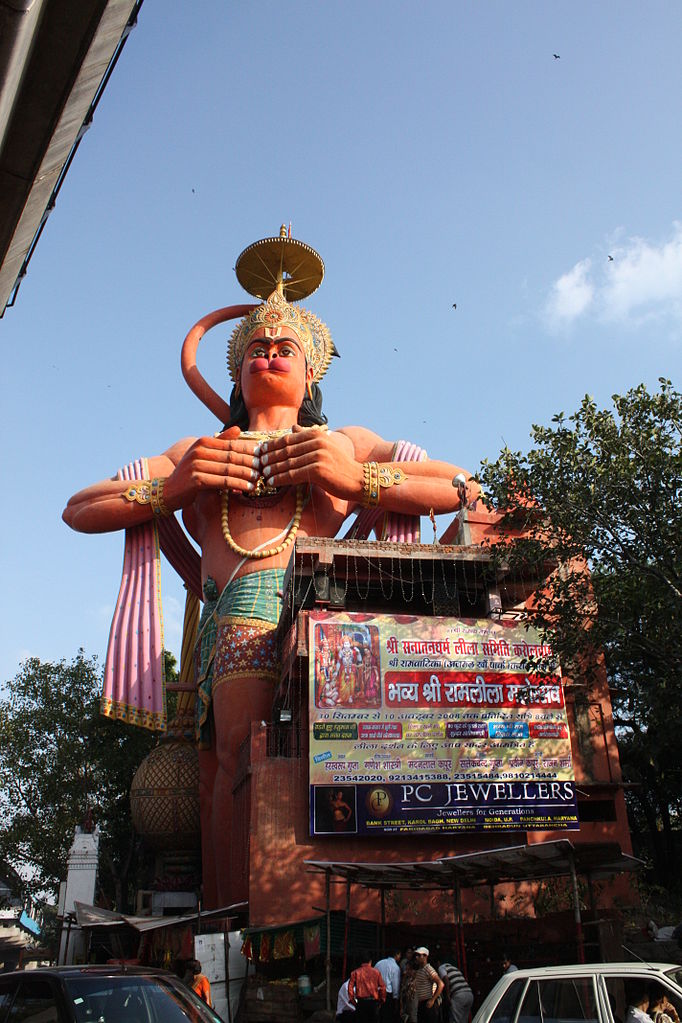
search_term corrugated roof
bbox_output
[73,900,247,932]
[305,840,643,890]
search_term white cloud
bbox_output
[545,258,594,325]
[544,223,682,332]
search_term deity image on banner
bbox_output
[314,623,381,709]
[313,785,358,834]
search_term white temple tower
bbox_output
[57,826,100,964]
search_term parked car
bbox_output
[473,962,682,1023]
[0,965,222,1023]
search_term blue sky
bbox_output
[2,1,681,682]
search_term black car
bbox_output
[0,965,222,1023]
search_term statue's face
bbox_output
[240,326,313,409]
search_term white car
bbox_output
[472,962,682,1023]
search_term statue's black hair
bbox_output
[223,381,328,432]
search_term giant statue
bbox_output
[63,228,476,905]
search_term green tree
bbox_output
[0,650,176,910]
[478,379,682,887]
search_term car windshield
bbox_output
[63,975,221,1023]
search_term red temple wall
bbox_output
[246,728,634,927]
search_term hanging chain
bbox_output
[353,554,372,601]
[417,557,432,604]
[331,554,349,604]
[312,555,329,601]
[378,556,395,601]
[398,553,416,602]
[462,557,476,605]
[438,555,458,601]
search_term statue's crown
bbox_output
[227,289,335,384]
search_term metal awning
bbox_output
[0,0,143,314]
[73,900,247,933]
[305,839,643,891]
[305,841,644,1011]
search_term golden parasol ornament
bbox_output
[235,223,325,301]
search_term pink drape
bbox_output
[101,459,166,732]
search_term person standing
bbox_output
[502,954,518,975]
[375,949,402,1023]
[400,961,419,1023]
[437,957,473,1023]
[412,947,444,1023]
[401,948,415,976]
[349,954,387,1023]
[190,960,212,1006]
[337,978,357,1023]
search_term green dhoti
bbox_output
[194,569,285,748]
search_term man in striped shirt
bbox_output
[437,957,473,1023]
[412,947,444,1023]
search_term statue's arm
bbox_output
[62,440,193,534]
[63,428,261,534]
[338,424,479,515]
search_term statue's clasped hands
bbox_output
[163,424,363,511]
[253,424,363,500]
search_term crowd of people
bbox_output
[336,945,474,1023]
[337,957,681,1023]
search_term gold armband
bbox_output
[123,477,172,517]
[377,465,408,488]
[361,463,407,507]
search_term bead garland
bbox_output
[221,484,305,560]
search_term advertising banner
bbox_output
[308,612,578,836]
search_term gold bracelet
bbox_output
[362,462,380,507]
[149,478,171,517]
[122,477,171,517]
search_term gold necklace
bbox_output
[221,485,305,560]
[241,428,293,441]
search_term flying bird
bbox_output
[608,255,614,261]
[452,303,457,309]
[553,53,560,59]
